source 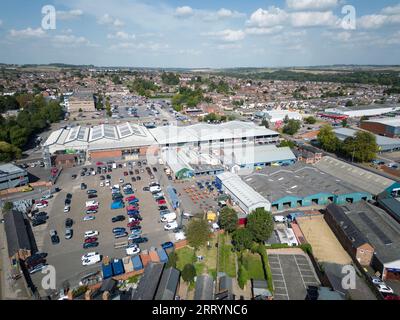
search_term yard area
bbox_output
[218,234,236,278]
[241,252,266,280]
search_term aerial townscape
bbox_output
[1,0,400,305]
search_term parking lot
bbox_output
[268,252,320,300]
[30,160,175,291]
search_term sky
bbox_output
[0,0,400,68]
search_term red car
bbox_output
[87,206,98,211]
[84,237,98,243]
[96,162,103,166]
[125,196,136,202]
[39,200,48,205]
[127,220,140,228]
[123,171,129,176]
[126,205,139,211]
[157,199,166,205]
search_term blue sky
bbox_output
[0,0,400,67]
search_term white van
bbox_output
[161,212,177,223]
[150,186,162,193]
[274,215,287,223]
[112,163,117,169]
[164,221,178,231]
[86,201,99,207]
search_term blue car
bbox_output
[128,199,139,204]
[161,241,174,250]
[127,210,140,215]
[112,227,126,234]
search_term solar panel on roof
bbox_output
[91,126,103,141]
[67,126,80,141]
[358,211,392,245]
[77,127,87,140]
[104,125,117,139]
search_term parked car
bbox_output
[126,246,141,256]
[130,237,148,244]
[65,228,73,240]
[83,215,95,221]
[81,252,98,261]
[34,203,47,209]
[129,225,142,231]
[84,237,98,243]
[161,241,174,250]
[81,183,87,190]
[87,190,97,195]
[376,284,394,294]
[32,218,47,227]
[86,210,98,214]
[66,193,73,199]
[112,227,126,234]
[88,194,98,199]
[164,221,178,231]
[157,199,167,205]
[370,276,384,285]
[65,218,74,228]
[114,232,128,239]
[84,231,99,238]
[83,242,99,249]
[112,215,126,223]
[158,206,168,211]
[50,230,60,244]
[29,263,47,274]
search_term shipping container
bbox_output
[122,256,134,273]
[111,259,125,276]
[102,263,113,279]
[140,252,150,267]
[149,249,160,263]
[157,248,168,263]
[132,255,143,271]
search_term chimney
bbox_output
[67,289,74,300]
[85,289,92,300]
[102,291,110,300]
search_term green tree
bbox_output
[166,251,178,268]
[232,228,254,251]
[3,202,13,212]
[9,126,28,148]
[342,131,379,162]
[317,124,340,153]
[237,264,249,289]
[345,100,354,107]
[304,116,316,124]
[181,264,196,283]
[0,141,22,162]
[341,119,348,127]
[186,219,211,249]
[246,208,274,242]
[219,207,238,233]
[283,119,301,135]
[261,119,269,128]
[278,140,295,148]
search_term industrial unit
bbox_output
[216,172,271,214]
[361,117,400,138]
[334,127,400,152]
[0,163,29,191]
[325,202,400,281]
[242,162,373,212]
[325,104,400,118]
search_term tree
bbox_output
[341,119,348,127]
[278,140,295,148]
[283,119,301,135]
[78,108,83,113]
[3,202,13,212]
[345,100,354,107]
[232,228,254,251]
[304,116,316,124]
[342,131,379,162]
[166,251,177,268]
[261,119,269,128]
[283,115,290,124]
[0,141,22,162]
[237,264,249,289]
[9,126,28,148]
[181,264,196,283]
[186,219,211,249]
[219,207,238,233]
[246,208,274,242]
[317,124,340,153]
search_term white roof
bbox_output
[364,117,400,127]
[217,172,271,210]
[150,121,279,145]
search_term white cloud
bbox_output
[245,26,283,35]
[216,8,245,19]
[9,27,46,38]
[110,41,169,52]
[52,34,91,46]
[247,7,288,27]
[358,14,400,29]
[381,4,400,15]
[290,11,339,27]
[217,43,242,50]
[178,49,202,55]
[107,31,136,40]
[203,29,246,42]
[286,0,338,11]
[57,9,83,20]
[97,14,124,27]
[175,6,194,17]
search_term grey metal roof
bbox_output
[314,156,394,195]
[243,162,361,202]
[132,262,165,300]
[325,204,369,249]
[0,164,26,178]
[194,275,214,300]
[154,267,180,300]
[4,210,32,257]
[338,202,400,266]
[378,197,400,222]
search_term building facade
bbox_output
[0,164,29,191]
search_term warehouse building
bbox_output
[216,172,271,214]
[43,123,156,160]
[334,127,400,152]
[242,162,372,212]
[221,144,297,170]
[325,104,400,118]
[360,117,400,138]
[263,110,303,124]
[0,163,29,191]
[325,202,400,281]
[150,121,280,148]
[314,156,396,196]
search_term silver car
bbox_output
[65,228,73,240]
